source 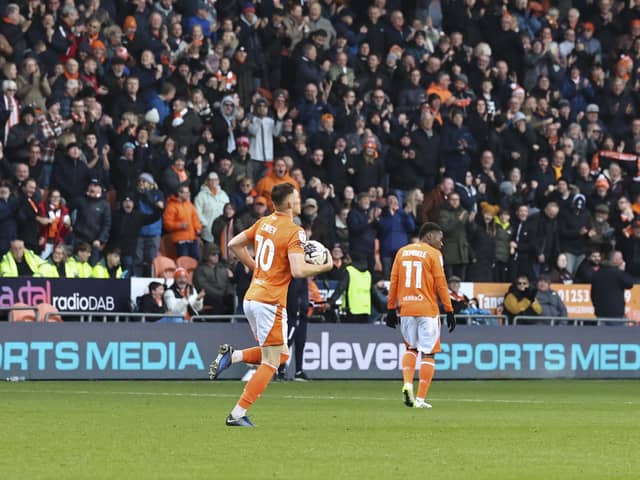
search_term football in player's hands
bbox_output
[304,240,329,265]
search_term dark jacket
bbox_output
[347,205,377,258]
[558,208,592,255]
[467,219,497,282]
[349,154,385,194]
[438,203,470,265]
[109,206,162,257]
[440,121,477,183]
[73,195,111,245]
[591,265,633,318]
[0,195,17,255]
[50,155,91,207]
[14,194,41,252]
[163,109,202,150]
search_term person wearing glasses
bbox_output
[502,275,542,325]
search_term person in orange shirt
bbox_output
[255,157,300,209]
[209,183,332,427]
[426,72,455,107]
[162,185,203,260]
[387,222,455,409]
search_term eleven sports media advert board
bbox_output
[0,323,638,380]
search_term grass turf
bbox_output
[1,380,638,480]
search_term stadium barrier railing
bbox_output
[1,306,40,322]
[513,315,631,326]
[13,308,634,326]
[442,314,508,325]
[38,311,186,323]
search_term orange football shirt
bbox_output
[243,212,305,307]
[387,242,453,316]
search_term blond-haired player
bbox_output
[208,183,333,427]
[386,222,455,408]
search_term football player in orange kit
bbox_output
[208,183,333,427]
[386,222,456,408]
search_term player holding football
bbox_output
[386,222,456,408]
[208,183,332,427]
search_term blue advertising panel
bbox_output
[0,323,638,380]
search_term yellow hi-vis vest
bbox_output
[0,249,44,277]
[343,265,371,315]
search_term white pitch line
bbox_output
[2,389,638,405]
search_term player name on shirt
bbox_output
[401,249,427,258]
[261,222,278,234]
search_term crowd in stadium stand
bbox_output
[2,0,640,316]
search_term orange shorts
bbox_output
[243,299,287,347]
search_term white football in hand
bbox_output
[304,240,329,265]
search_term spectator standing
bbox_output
[591,251,634,320]
[195,172,230,245]
[14,178,42,253]
[247,98,282,179]
[163,185,203,260]
[50,142,90,208]
[0,181,17,256]
[438,191,473,280]
[618,219,640,282]
[37,189,71,259]
[255,158,299,209]
[558,194,592,274]
[211,203,242,261]
[109,193,163,275]
[135,173,165,276]
[347,192,380,272]
[73,179,111,265]
[378,193,415,276]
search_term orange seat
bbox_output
[9,303,36,322]
[153,255,177,279]
[159,234,177,259]
[37,302,62,322]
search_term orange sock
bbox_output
[241,348,289,366]
[241,347,262,364]
[401,351,417,384]
[417,358,435,400]
[238,363,276,409]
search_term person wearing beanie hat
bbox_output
[558,191,593,275]
[107,183,164,276]
[588,203,613,253]
[164,266,205,321]
[135,171,165,276]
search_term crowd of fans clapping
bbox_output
[2,0,640,317]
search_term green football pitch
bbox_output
[1,380,638,480]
